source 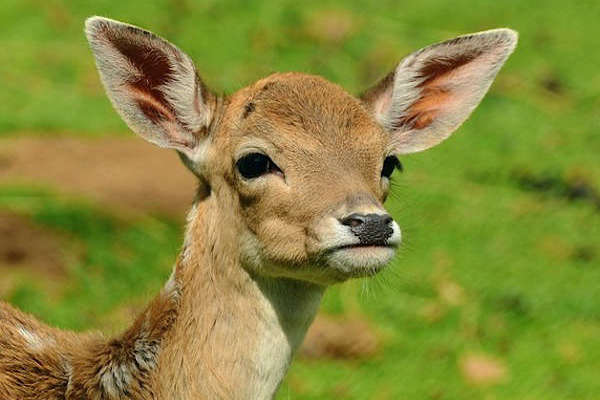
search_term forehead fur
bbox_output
[229,73,385,149]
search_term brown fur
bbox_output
[0,17,516,399]
[0,270,179,399]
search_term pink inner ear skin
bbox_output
[399,87,451,130]
[399,52,485,130]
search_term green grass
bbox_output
[1,1,599,399]
[0,186,180,331]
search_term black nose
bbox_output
[339,213,394,245]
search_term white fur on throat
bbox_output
[249,277,323,399]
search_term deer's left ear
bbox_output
[361,29,517,154]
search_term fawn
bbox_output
[0,17,516,399]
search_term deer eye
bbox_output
[381,155,402,179]
[236,153,282,179]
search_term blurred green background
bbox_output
[1,0,599,399]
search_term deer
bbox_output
[0,16,517,399]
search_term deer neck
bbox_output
[154,193,324,399]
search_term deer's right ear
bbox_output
[85,17,215,160]
[361,29,517,155]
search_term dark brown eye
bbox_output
[236,153,282,179]
[381,155,402,178]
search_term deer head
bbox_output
[85,17,516,286]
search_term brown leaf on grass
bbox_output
[437,280,466,306]
[419,301,446,323]
[299,314,379,360]
[558,342,582,364]
[459,353,508,386]
[537,235,573,263]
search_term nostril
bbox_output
[340,213,395,245]
[340,213,366,228]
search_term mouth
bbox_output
[320,242,399,280]
[329,242,398,252]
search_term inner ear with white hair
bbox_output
[85,16,215,161]
[361,29,517,154]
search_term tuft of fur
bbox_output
[0,302,80,400]
[66,276,180,399]
[0,275,179,400]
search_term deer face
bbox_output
[210,74,401,283]
[85,17,516,285]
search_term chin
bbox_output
[323,245,397,281]
[244,240,398,285]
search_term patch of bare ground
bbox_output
[299,314,380,360]
[0,137,197,219]
[0,211,68,298]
